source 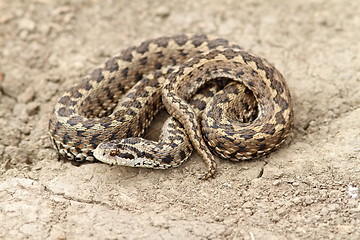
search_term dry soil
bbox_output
[0,0,359,239]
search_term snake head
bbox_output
[93,141,137,165]
[93,140,161,168]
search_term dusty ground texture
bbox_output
[0,0,359,239]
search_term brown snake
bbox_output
[48,34,293,179]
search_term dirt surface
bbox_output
[0,0,359,239]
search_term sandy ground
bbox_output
[0,0,359,239]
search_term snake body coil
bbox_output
[49,34,293,178]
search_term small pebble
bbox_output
[155,6,170,18]
[292,197,302,205]
[26,102,40,116]
[17,18,36,31]
[242,201,253,208]
[272,179,281,186]
[18,87,35,103]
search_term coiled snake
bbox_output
[48,34,293,179]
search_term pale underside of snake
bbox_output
[48,34,293,179]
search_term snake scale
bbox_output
[48,34,293,179]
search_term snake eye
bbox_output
[110,150,119,157]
